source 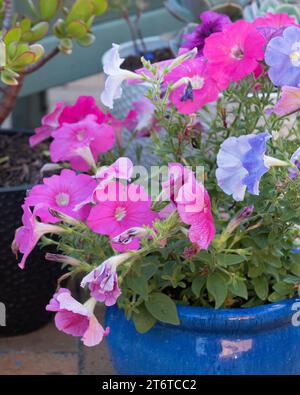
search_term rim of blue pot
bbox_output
[0,128,34,193]
[171,297,300,334]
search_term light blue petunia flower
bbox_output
[216,133,271,201]
[265,26,300,88]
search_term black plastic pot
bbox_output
[0,130,63,336]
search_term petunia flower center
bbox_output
[231,45,244,60]
[289,42,300,67]
[115,207,126,221]
[76,129,87,141]
[55,192,70,207]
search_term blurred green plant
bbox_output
[164,0,252,22]
[0,0,108,124]
[243,0,300,23]
[108,0,149,54]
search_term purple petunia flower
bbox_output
[265,26,300,87]
[181,11,231,57]
[289,147,300,179]
[216,133,271,201]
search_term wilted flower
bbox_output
[46,289,109,347]
[226,205,255,234]
[81,253,132,306]
[12,205,64,269]
[274,86,300,116]
[30,102,65,147]
[289,147,300,178]
[176,179,215,250]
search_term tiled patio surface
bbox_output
[0,74,115,375]
[0,311,115,375]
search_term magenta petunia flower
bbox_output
[30,102,66,147]
[175,179,215,250]
[59,96,106,125]
[203,20,266,84]
[12,205,64,269]
[182,11,231,57]
[26,169,97,224]
[46,288,109,347]
[274,86,300,116]
[87,182,157,252]
[50,115,115,171]
[253,12,297,42]
[80,253,131,306]
[165,58,221,114]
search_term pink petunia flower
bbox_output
[30,102,65,147]
[274,86,300,116]
[176,180,215,250]
[203,20,266,84]
[165,58,221,114]
[50,115,115,171]
[26,169,97,224]
[46,288,109,347]
[253,12,297,42]
[12,205,64,269]
[87,182,157,252]
[81,253,131,306]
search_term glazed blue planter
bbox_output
[105,298,300,375]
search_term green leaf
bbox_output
[77,33,95,47]
[13,51,36,67]
[127,273,149,300]
[273,281,293,296]
[217,254,246,267]
[20,18,32,33]
[92,0,108,15]
[191,275,206,297]
[4,28,22,45]
[1,69,19,85]
[207,272,228,308]
[67,21,88,39]
[67,0,94,23]
[132,305,156,334]
[229,278,248,299]
[252,277,269,300]
[290,263,300,277]
[39,0,60,20]
[59,38,73,54]
[145,293,180,325]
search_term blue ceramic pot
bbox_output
[105,298,300,375]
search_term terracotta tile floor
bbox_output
[0,320,115,375]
